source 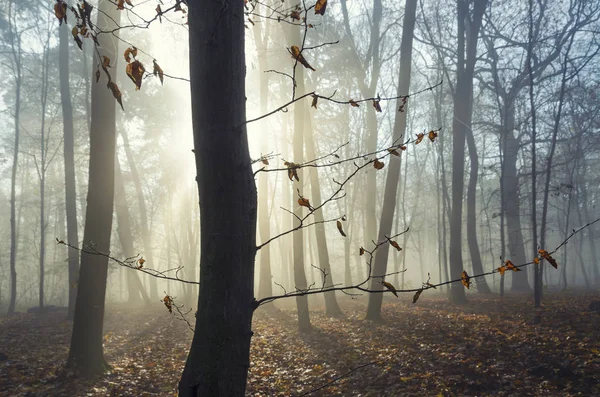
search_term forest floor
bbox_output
[0,291,599,397]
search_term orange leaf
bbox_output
[314,0,327,15]
[382,281,398,297]
[505,260,521,272]
[461,270,470,289]
[428,130,438,142]
[538,249,558,269]
[497,265,506,276]
[373,159,384,170]
[533,257,540,265]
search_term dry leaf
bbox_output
[389,240,402,251]
[413,289,423,304]
[108,81,124,110]
[126,60,146,90]
[359,247,365,256]
[373,159,384,170]
[336,220,346,237]
[314,0,327,15]
[349,99,360,107]
[298,197,313,211]
[290,46,315,71]
[373,99,382,112]
[461,270,471,289]
[311,95,318,109]
[387,148,400,156]
[415,133,425,144]
[428,130,439,142]
[382,281,398,297]
[54,1,67,25]
[153,60,164,85]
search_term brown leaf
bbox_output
[153,60,164,85]
[107,81,124,110]
[336,220,346,237]
[71,27,83,50]
[102,56,111,68]
[156,4,163,22]
[124,46,137,63]
[505,260,521,272]
[387,148,400,156]
[290,10,301,20]
[54,1,67,25]
[382,281,398,297]
[389,240,402,251]
[412,289,423,304]
[311,95,318,109]
[298,197,313,211]
[538,249,558,269]
[373,99,382,112]
[126,60,146,90]
[415,133,425,144]
[373,159,384,170]
[359,247,365,256]
[349,99,360,107]
[95,67,100,83]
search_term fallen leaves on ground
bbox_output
[1,292,599,396]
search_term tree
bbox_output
[365,0,417,321]
[448,0,487,303]
[177,1,258,394]
[67,0,119,374]
[58,2,79,320]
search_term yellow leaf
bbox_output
[382,281,398,297]
[336,220,346,237]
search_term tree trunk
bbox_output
[177,2,258,395]
[114,158,150,305]
[304,115,343,316]
[465,121,491,294]
[502,126,530,292]
[365,0,417,321]
[8,1,22,315]
[120,130,158,299]
[67,0,119,374]
[59,19,80,320]
[449,0,488,304]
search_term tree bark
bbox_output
[178,1,258,395]
[67,0,119,374]
[365,0,417,321]
[114,158,150,305]
[59,17,80,320]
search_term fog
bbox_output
[1,0,599,395]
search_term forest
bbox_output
[0,0,599,396]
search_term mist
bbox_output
[1,0,599,395]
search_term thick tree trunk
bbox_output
[114,158,150,305]
[59,21,80,320]
[67,0,119,374]
[365,0,416,321]
[178,2,257,395]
